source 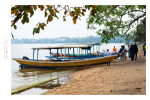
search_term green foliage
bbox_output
[134,17,146,42]
[86,5,146,43]
[125,34,134,44]
[14,25,17,30]
[33,6,37,11]
[48,8,54,16]
[11,5,146,43]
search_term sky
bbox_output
[11,6,100,39]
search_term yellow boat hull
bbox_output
[12,54,118,68]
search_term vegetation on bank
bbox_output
[11,36,132,44]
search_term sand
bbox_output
[42,50,146,95]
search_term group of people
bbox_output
[104,42,146,65]
[118,45,127,61]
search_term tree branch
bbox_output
[110,12,146,36]
[11,10,23,27]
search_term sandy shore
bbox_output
[42,50,146,95]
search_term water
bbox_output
[11,43,128,94]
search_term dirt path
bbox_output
[42,50,146,95]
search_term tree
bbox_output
[11,5,146,43]
[86,5,146,43]
[134,17,146,43]
[125,34,134,44]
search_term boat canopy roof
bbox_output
[64,42,101,46]
[31,42,101,50]
[31,45,92,50]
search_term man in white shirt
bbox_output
[104,49,111,65]
[105,49,111,56]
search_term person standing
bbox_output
[144,43,146,56]
[104,49,111,65]
[129,44,134,61]
[118,46,123,61]
[123,45,127,61]
[127,45,130,57]
[134,43,138,60]
[113,46,117,53]
[143,43,146,56]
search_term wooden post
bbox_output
[79,48,80,55]
[96,45,97,52]
[73,48,75,60]
[99,44,100,52]
[93,44,94,53]
[87,48,89,59]
[68,48,70,61]
[49,48,51,60]
[64,48,66,57]
[77,48,79,57]
[90,47,91,59]
[37,49,39,61]
[61,48,62,57]
[33,49,34,61]
[81,49,83,56]
[57,48,58,61]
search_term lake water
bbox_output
[11,43,128,95]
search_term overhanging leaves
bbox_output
[14,25,17,30]
[11,5,146,43]
[48,7,54,16]
[86,5,146,43]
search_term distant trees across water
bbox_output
[11,36,133,44]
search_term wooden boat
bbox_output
[12,43,119,68]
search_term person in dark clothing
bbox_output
[133,43,138,60]
[129,44,134,61]
[118,46,124,61]
[122,45,127,61]
[144,43,146,56]
[133,44,136,60]
[143,43,146,56]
